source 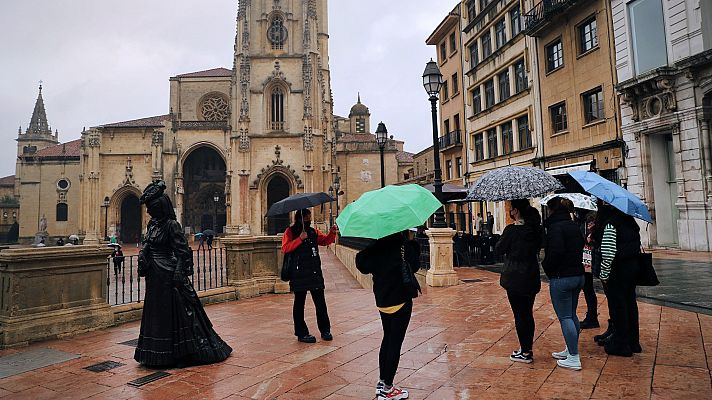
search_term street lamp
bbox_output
[328,186,334,226]
[375,122,388,188]
[333,176,342,217]
[422,59,447,228]
[213,192,220,233]
[103,196,110,241]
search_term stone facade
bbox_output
[611,0,712,250]
[523,0,623,181]
[6,1,416,243]
[461,0,537,234]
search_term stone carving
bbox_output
[121,157,137,188]
[200,95,230,121]
[263,61,291,89]
[152,130,164,146]
[619,72,677,122]
[360,170,372,183]
[302,55,313,118]
[39,214,47,233]
[251,146,303,189]
[303,126,313,151]
[238,128,250,151]
[87,131,101,147]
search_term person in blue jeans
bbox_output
[543,197,585,370]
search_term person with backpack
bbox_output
[281,209,338,343]
[356,230,420,400]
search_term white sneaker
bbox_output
[377,385,409,400]
[376,380,384,396]
[552,347,569,360]
[557,354,582,370]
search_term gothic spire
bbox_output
[26,83,52,136]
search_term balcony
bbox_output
[523,0,581,37]
[439,130,462,150]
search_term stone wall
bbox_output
[0,245,113,348]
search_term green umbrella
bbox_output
[336,184,442,239]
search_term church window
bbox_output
[270,86,285,130]
[356,118,365,133]
[57,178,70,190]
[56,203,68,222]
[268,14,288,50]
[200,94,229,121]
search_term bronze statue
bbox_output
[134,180,232,367]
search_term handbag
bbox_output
[401,245,421,298]
[280,253,298,282]
[636,249,659,286]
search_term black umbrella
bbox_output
[267,192,334,216]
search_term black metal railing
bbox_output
[107,246,228,306]
[416,237,430,270]
[438,130,462,149]
[523,0,580,36]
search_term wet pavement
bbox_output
[0,247,710,399]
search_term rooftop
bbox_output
[173,68,233,79]
[32,139,81,158]
[0,175,14,186]
[100,114,171,129]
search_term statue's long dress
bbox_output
[134,218,232,367]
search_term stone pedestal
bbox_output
[425,227,459,287]
[222,235,287,298]
[0,245,114,348]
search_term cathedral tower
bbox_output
[230,0,335,235]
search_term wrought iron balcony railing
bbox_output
[439,130,463,149]
[523,0,580,37]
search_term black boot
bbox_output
[580,315,600,330]
[604,339,632,357]
[594,319,614,344]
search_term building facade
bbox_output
[9,0,413,243]
[462,0,537,234]
[523,0,623,182]
[611,0,712,250]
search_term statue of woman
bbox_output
[39,214,47,233]
[134,181,232,367]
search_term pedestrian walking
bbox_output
[112,247,125,275]
[281,209,338,343]
[486,211,494,235]
[134,181,232,367]
[495,199,542,364]
[593,201,642,357]
[580,212,600,329]
[543,197,585,370]
[475,213,483,236]
[197,231,205,250]
[206,232,214,250]
[356,231,420,400]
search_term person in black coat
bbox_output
[495,199,542,364]
[543,197,585,370]
[282,209,338,343]
[356,231,420,400]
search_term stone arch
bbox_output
[181,145,227,234]
[108,185,144,243]
[261,171,294,235]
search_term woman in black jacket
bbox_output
[356,231,419,400]
[543,197,585,370]
[495,199,542,364]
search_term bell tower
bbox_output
[16,83,59,158]
[229,0,335,235]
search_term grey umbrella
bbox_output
[466,166,563,201]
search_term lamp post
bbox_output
[103,196,110,241]
[333,176,342,217]
[213,192,220,233]
[375,122,388,188]
[328,186,334,226]
[422,59,447,228]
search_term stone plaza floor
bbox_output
[0,248,711,399]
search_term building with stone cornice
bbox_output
[9,0,413,243]
[611,0,712,250]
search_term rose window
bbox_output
[201,95,229,121]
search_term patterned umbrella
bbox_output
[466,166,563,201]
[540,193,598,211]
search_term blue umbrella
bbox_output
[568,171,653,223]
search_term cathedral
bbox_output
[7,0,413,243]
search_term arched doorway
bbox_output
[120,194,141,243]
[183,146,226,234]
[266,175,290,235]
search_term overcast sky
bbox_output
[0,0,457,177]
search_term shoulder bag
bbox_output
[636,248,659,286]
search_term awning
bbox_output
[545,160,593,176]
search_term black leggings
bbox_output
[582,272,598,320]
[379,300,413,386]
[507,291,536,353]
[293,289,331,337]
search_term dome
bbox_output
[348,93,370,117]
